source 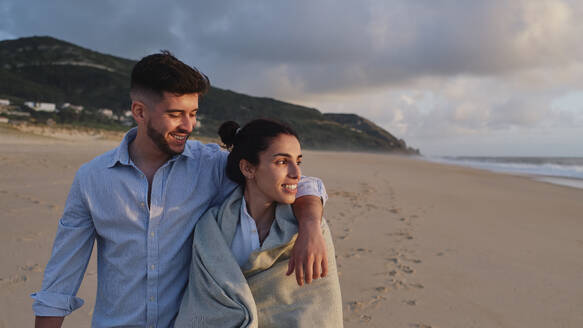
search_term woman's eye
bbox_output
[276,159,287,165]
[296,161,302,166]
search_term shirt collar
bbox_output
[240,196,253,222]
[107,127,196,168]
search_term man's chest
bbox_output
[84,164,220,236]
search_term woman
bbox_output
[175,119,343,327]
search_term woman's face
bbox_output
[247,133,302,205]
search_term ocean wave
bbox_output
[427,156,583,180]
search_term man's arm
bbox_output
[285,176,328,286]
[288,195,327,286]
[31,169,95,327]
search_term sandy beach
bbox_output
[1,124,582,328]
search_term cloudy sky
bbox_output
[1,0,582,156]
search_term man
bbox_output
[32,51,328,328]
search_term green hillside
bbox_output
[0,36,418,153]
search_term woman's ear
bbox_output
[239,159,256,180]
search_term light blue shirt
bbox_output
[31,128,327,328]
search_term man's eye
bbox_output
[296,161,302,166]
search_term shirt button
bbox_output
[150,264,155,270]
[150,296,154,301]
[150,231,155,237]
[140,202,145,208]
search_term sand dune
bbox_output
[1,125,582,327]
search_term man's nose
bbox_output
[179,115,195,132]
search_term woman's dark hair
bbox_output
[218,119,299,185]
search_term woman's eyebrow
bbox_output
[272,153,303,158]
[272,153,292,158]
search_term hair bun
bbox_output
[218,121,240,148]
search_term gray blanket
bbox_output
[175,187,343,327]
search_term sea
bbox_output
[424,156,583,190]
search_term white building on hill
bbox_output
[98,108,114,118]
[0,99,10,106]
[25,101,57,112]
[62,103,84,113]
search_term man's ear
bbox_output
[239,159,256,180]
[131,100,147,124]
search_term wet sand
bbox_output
[1,125,582,327]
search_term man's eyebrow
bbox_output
[165,108,198,113]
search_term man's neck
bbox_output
[130,131,171,170]
[129,132,171,205]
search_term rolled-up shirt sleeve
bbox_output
[31,168,95,317]
[296,175,328,206]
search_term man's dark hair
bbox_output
[130,50,210,99]
[218,119,299,186]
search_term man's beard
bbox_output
[146,120,188,156]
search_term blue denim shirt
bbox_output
[30,128,327,328]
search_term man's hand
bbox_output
[35,316,64,328]
[287,195,328,286]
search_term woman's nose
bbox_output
[288,162,300,179]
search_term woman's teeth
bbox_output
[283,184,297,191]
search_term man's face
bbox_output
[143,92,199,156]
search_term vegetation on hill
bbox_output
[0,36,418,153]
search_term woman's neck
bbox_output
[243,186,276,244]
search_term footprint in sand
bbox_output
[347,300,364,312]
[15,232,44,243]
[345,294,387,322]
[386,277,408,289]
[0,274,28,286]
[401,255,422,264]
[398,264,415,274]
[386,257,399,264]
[403,299,417,306]
[344,247,373,258]
[375,286,391,293]
[411,324,436,328]
[408,282,424,289]
[386,231,414,241]
[365,203,378,210]
[359,314,372,322]
[19,264,43,273]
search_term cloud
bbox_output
[1,0,583,155]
